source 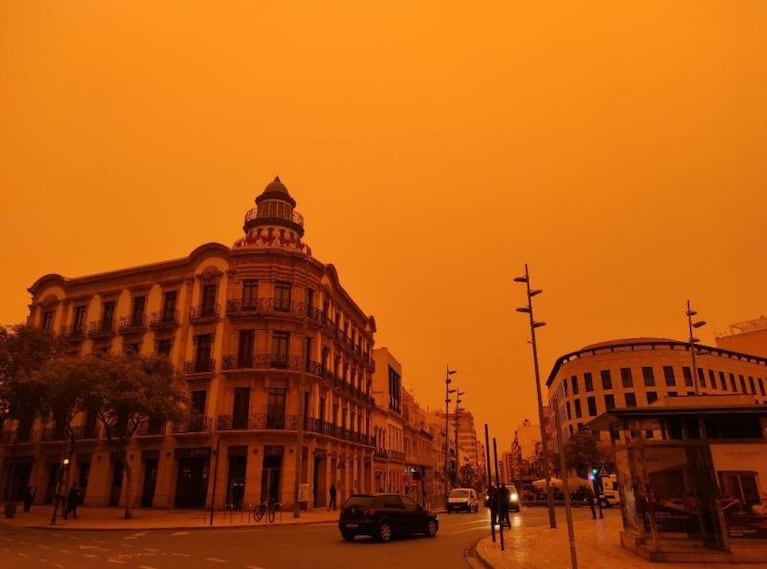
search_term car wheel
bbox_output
[341,531,355,542]
[426,519,438,537]
[377,520,393,543]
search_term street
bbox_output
[0,507,604,569]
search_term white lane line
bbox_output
[108,560,127,564]
[170,531,190,536]
[172,553,192,557]
[54,564,64,569]
[143,547,160,552]
[205,557,229,563]
[138,565,158,569]
[246,566,266,569]
[58,549,74,553]
[82,553,98,558]
[17,552,29,557]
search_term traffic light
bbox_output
[592,467,599,476]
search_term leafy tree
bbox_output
[564,429,607,478]
[0,324,65,506]
[81,353,188,519]
[458,462,480,489]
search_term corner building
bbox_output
[546,337,767,450]
[11,177,377,511]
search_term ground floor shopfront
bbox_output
[1,433,374,513]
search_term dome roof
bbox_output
[255,175,296,207]
[264,176,289,195]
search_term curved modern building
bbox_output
[3,177,378,511]
[546,337,767,447]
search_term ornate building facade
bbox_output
[2,178,378,511]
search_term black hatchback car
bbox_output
[338,493,439,542]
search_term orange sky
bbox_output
[2,2,766,452]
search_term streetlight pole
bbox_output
[454,389,464,482]
[444,366,456,502]
[515,263,556,529]
[686,300,706,396]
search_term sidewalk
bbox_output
[474,513,767,569]
[0,504,340,531]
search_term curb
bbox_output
[1,518,340,532]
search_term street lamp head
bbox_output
[690,337,700,344]
[686,309,697,317]
[533,321,547,328]
[516,307,531,314]
[513,276,528,283]
[447,369,457,375]
[62,458,70,466]
[692,320,706,328]
[529,289,543,297]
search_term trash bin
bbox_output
[4,501,17,519]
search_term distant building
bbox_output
[546,337,767,453]
[716,317,767,358]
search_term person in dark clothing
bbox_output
[64,484,80,519]
[328,483,337,511]
[487,485,498,526]
[586,485,598,519]
[499,483,511,528]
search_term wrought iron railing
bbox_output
[172,415,212,434]
[118,315,147,335]
[190,304,220,321]
[149,310,180,329]
[183,358,216,374]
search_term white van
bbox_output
[447,488,479,513]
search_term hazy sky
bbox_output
[2,2,766,451]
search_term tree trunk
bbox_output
[122,452,133,519]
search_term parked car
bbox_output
[447,487,480,513]
[338,493,439,542]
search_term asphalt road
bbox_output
[0,507,600,569]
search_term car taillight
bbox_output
[363,508,376,517]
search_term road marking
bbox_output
[108,560,127,564]
[170,531,190,536]
[82,553,98,558]
[138,565,158,569]
[172,553,192,557]
[80,545,111,551]
[58,549,73,553]
[54,564,64,569]
[205,557,229,563]
[17,552,29,557]
[246,566,266,569]
[143,547,160,552]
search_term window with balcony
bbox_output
[131,296,146,327]
[271,331,289,368]
[663,366,676,387]
[73,305,87,334]
[274,281,291,312]
[600,370,612,390]
[102,301,115,331]
[238,329,254,367]
[41,310,55,331]
[162,290,177,322]
[267,388,286,428]
[242,279,258,309]
[232,387,250,429]
[201,284,217,317]
[157,339,173,356]
[191,390,207,416]
[620,368,633,388]
[584,372,594,392]
[195,334,213,372]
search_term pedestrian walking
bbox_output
[328,483,337,511]
[487,484,498,526]
[63,484,80,519]
[586,485,598,519]
[499,483,511,528]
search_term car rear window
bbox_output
[450,490,470,498]
[344,496,374,507]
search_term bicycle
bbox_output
[252,498,281,523]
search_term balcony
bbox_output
[184,358,216,375]
[71,425,99,440]
[88,320,115,339]
[62,324,87,342]
[135,420,166,437]
[221,353,300,371]
[118,315,147,336]
[41,427,67,442]
[149,310,180,330]
[172,415,212,434]
[190,304,220,323]
[225,297,306,319]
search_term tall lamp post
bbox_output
[444,367,456,501]
[515,263,556,529]
[454,389,464,483]
[686,300,706,395]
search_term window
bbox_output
[41,310,55,331]
[584,372,594,392]
[242,280,258,308]
[600,370,612,390]
[646,391,658,404]
[586,396,597,416]
[625,393,637,408]
[232,387,250,429]
[642,366,655,387]
[739,375,747,393]
[668,391,678,397]
[201,284,217,316]
[271,331,290,368]
[162,290,177,321]
[663,366,676,387]
[306,288,315,314]
[620,368,633,388]
[157,339,173,356]
[102,301,116,330]
[719,471,761,509]
[719,371,727,391]
[566,401,572,420]
[571,376,579,394]
[274,281,291,311]
[73,305,87,333]
[759,378,766,397]
[191,390,207,416]
[604,394,615,410]
[708,369,716,390]
[238,330,254,367]
[124,342,140,355]
[698,368,706,389]
[131,296,146,327]
[266,388,287,428]
[195,334,213,372]
[682,367,693,387]
[574,399,582,418]
[729,373,737,392]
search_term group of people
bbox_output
[486,483,512,528]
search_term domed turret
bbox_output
[234,176,311,255]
